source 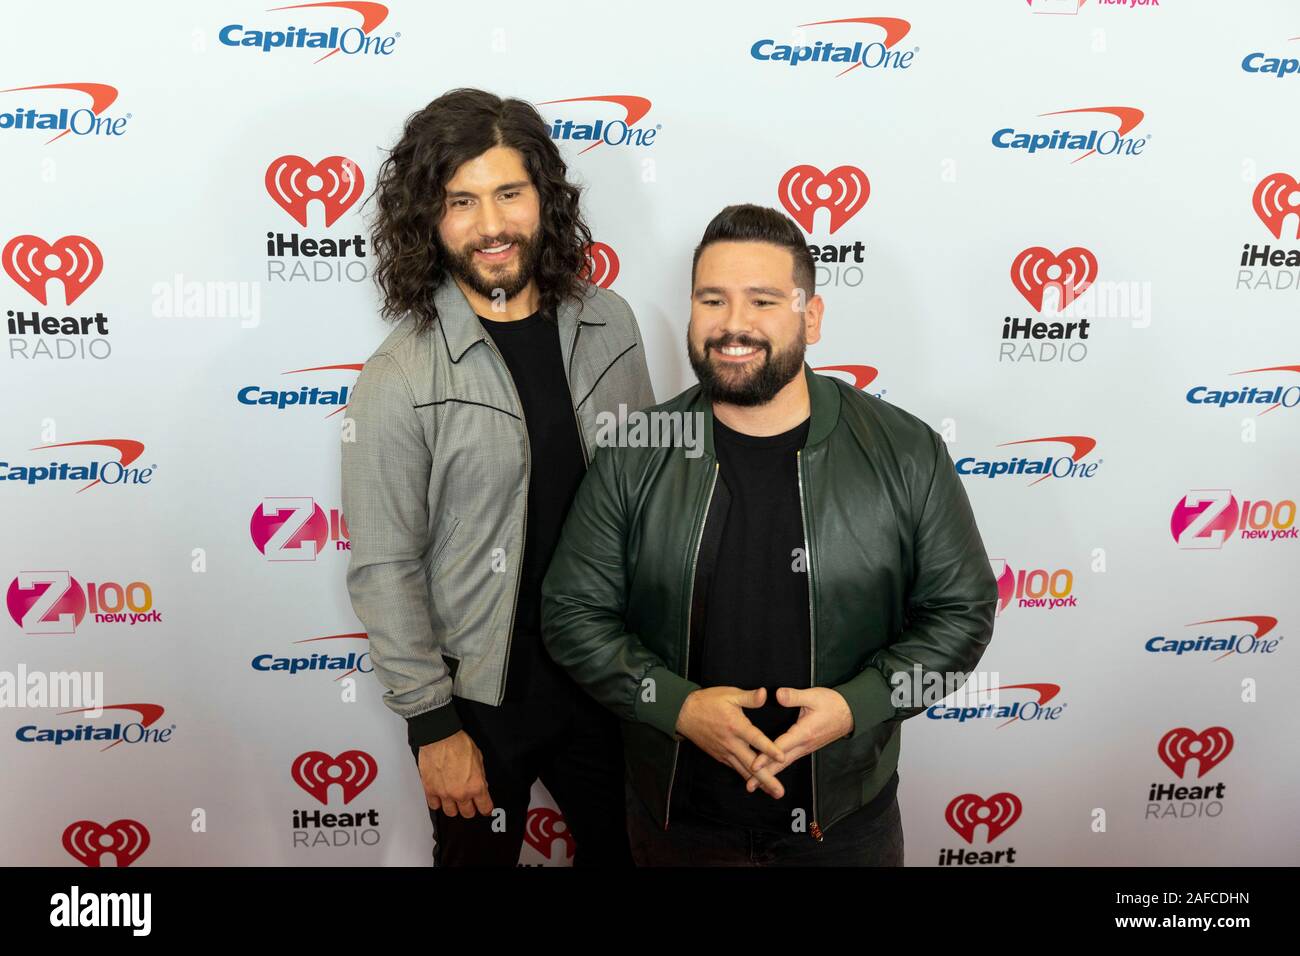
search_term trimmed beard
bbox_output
[688,324,806,407]
[441,229,541,303]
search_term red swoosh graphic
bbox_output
[996,435,1096,486]
[1232,364,1300,416]
[29,438,145,494]
[536,95,652,154]
[268,1,389,63]
[294,631,369,678]
[0,83,118,144]
[796,17,912,77]
[1038,106,1144,164]
[1187,615,1279,661]
[283,363,363,417]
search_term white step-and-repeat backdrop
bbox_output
[3,0,1298,866]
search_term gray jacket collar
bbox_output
[433,278,606,363]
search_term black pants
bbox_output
[409,683,633,867]
[625,778,905,866]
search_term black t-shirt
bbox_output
[679,414,816,831]
[478,309,587,700]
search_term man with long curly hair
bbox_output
[341,88,655,866]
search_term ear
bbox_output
[803,292,825,346]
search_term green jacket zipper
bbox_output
[796,449,822,841]
[663,460,719,830]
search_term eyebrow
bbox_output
[445,181,531,199]
[693,286,789,298]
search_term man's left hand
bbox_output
[745,686,854,795]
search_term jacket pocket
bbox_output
[425,513,461,579]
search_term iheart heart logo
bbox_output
[2,235,103,305]
[1010,246,1098,312]
[62,819,150,866]
[945,792,1022,844]
[524,807,575,860]
[1158,727,1234,779]
[777,164,870,234]
[265,155,365,227]
[1252,172,1300,240]
[290,749,378,804]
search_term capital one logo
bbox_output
[581,241,619,288]
[265,155,364,227]
[63,819,150,867]
[0,82,127,143]
[1157,727,1233,779]
[291,750,378,804]
[1252,172,1300,240]
[2,234,103,305]
[778,164,869,234]
[536,95,658,154]
[524,807,575,862]
[945,793,1022,843]
[1011,246,1097,312]
[250,498,345,559]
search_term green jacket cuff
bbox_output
[633,665,700,740]
[833,666,897,740]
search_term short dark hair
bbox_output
[691,204,815,298]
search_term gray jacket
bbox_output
[340,278,656,739]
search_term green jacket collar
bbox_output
[693,363,842,458]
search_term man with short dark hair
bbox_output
[343,88,654,866]
[542,203,997,865]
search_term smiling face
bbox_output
[687,240,823,406]
[436,145,542,303]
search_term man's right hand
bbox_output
[417,730,493,818]
[675,687,788,798]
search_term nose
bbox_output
[475,199,504,242]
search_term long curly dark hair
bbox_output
[367,88,593,334]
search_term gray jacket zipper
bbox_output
[663,460,719,830]
[796,449,822,840]
[480,332,529,705]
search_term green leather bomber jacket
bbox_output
[541,364,998,838]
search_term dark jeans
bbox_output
[625,779,904,867]
[409,684,633,868]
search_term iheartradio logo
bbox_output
[63,819,150,866]
[944,792,1022,843]
[2,234,103,305]
[524,807,575,862]
[1252,172,1300,240]
[1157,727,1233,779]
[582,241,619,288]
[1010,246,1097,312]
[290,749,378,804]
[777,164,869,234]
[265,155,364,227]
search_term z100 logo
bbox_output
[218,2,399,61]
[250,498,348,559]
[1170,491,1297,548]
[7,571,163,633]
[749,16,916,75]
[992,560,1078,614]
